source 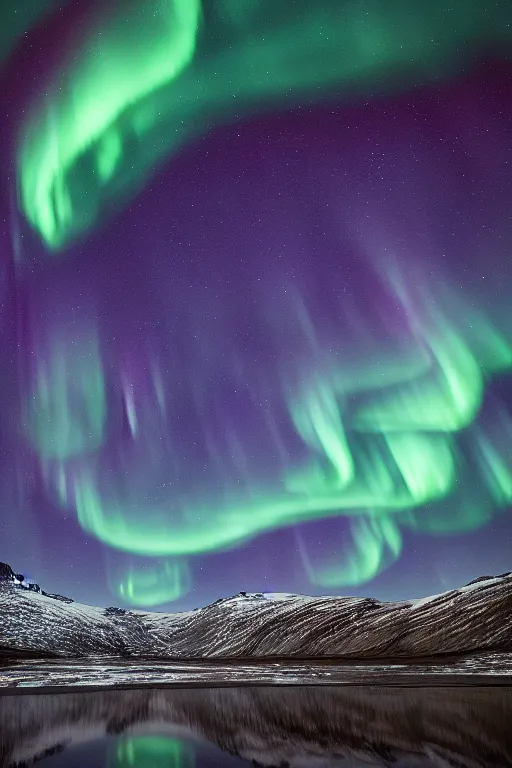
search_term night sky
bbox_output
[1,0,511,611]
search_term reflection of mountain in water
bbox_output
[2,685,512,767]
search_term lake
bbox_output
[2,682,512,767]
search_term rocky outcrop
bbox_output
[0,563,14,582]
[0,562,72,604]
[0,563,23,583]
[1,562,512,660]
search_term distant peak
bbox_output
[2,561,511,612]
[0,561,73,603]
[464,573,511,587]
[0,562,24,584]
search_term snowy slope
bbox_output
[1,563,512,659]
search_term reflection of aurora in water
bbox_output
[111,736,195,768]
[5,0,512,606]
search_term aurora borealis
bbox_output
[1,0,511,610]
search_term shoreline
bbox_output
[2,652,512,694]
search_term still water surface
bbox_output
[2,684,512,767]
[37,733,244,768]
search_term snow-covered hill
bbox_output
[1,562,512,659]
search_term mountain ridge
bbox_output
[1,562,512,660]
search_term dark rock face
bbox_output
[0,563,16,582]
[1,563,512,660]
[41,591,73,603]
[466,575,496,586]
[0,562,71,603]
[1,685,512,768]
[466,573,512,586]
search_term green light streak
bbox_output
[18,0,201,249]
[14,0,512,594]
[289,380,355,489]
[96,127,123,183]
[355,327,484,432]
[17,0,512,250]
[476,433,512,506]
[26,288,512,592]
[25,334,106,460]
[70,429,456,558]
[111,737,194,768]
[37,309,507,585]
[385,433,455,503]
[400,497,495,535]
[113,559,191,606]
[297,515,402,588]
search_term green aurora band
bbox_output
[25,332,106,460]
[30,303,512,596]
[295,516,403,589]
[14,0,512,602]
[111,736,195,768]
[111,559,192,607]
[17,0,512,251]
